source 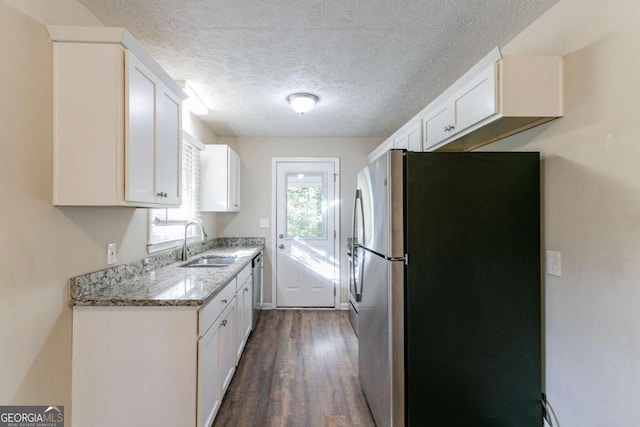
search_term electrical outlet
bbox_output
[546,250,561,277]
[107,243,117,265]
[259,218,269,228]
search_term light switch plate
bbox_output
[107,243,117,265]
[259,218,269,228]
[546,250,561,277]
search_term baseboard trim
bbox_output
[260,303,349,310]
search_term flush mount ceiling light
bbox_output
[287,93,319,114]
[178,81,209,116]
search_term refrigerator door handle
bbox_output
[361,246,406,263]
[352,189,363,247]
[352,189,365,301]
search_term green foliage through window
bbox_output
[287,184,324,238]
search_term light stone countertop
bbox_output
[70,245,263,307]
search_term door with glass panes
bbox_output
[275,160,337,308]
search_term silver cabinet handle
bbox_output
[222,319,227,327]
[278,244,285,249]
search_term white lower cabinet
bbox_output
[235,274,253,362]
[198,315,221,427]
[72,264,256,427]
[218,300,237,394]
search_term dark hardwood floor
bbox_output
[212,310,376,427]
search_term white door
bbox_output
[275,160,337,308]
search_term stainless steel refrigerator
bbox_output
[352,150,541,427]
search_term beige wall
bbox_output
[216,137,382,306]
[0,0,218,413]
[481,0,640,424]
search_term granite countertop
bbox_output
[70,238,264,307]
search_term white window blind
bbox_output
[148,140,202,251]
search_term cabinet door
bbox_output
[228,149,241,211]
[453,63,498,132]
[125,51,158,204]
[242,279,253,341]
[235,278,253,363]
[422,103,455,150]
[156,86,182,206]
[219,300,236,394]
[407,124,422,152]
[393,134,408,149]
[197,323,220,427]
[234,284,245,363]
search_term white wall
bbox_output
[216,137,382,307]
[481,0,640,425]
[0,0,218,415]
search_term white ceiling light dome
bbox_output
[287,93,319,114]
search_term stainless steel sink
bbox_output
[181,256,237,268]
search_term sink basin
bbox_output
[181,256,237,268]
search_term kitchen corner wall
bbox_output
[215,137,382,308]
[481,0,640,425]
[0,0,218,414]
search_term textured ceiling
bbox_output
[78,0,557,137]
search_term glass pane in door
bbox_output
[285,173,326,239]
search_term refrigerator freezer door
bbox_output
[356,150,405,258]
[358,251,391,427]
[357,154,389,256]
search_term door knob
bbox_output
[278,244,285,249]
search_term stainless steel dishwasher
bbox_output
[251,252,262,329]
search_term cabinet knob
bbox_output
[222,319,227,327]
[244,287,249,292]
[278,244,285,250]
[163,192,168,198]
[279,234,284,239]
[156,192,163,197]
[221,299,228,304]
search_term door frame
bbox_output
[271,157,340,310]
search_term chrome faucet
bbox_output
[182,219,208,261]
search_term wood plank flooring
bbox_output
[212,310,376,427]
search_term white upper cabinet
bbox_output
[156,85,182,205]
[369,49,563,160]
[423,56,563,152]
[201,145,241,212]
[49,27,185,207]
[406,125,422,152]
[424,64,497,149]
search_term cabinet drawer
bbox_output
[235,264,252,292]
[199,279,236,337]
